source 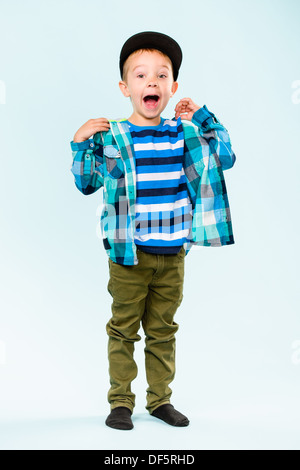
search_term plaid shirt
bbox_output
[70,105,236,265]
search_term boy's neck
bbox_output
[127,113,162,127]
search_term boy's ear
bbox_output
[119,80,130,98]
[170,81,179,97]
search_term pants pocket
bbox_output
[177,246,186,259]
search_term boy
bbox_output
[70,31,236,430]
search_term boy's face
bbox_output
[119,50,178,126]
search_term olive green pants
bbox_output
[106,246,185,414]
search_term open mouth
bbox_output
[143,94,160,109]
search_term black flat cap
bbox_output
[119,31,183,82]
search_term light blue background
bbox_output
[0,0,299,450]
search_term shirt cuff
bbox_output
[70,139,96,151]
[191,105,221,127]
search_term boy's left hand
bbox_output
[174,97,201,121]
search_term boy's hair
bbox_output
[122,48,175,84]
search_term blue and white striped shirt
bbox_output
[126,117,193,254]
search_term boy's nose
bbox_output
[146,83,158,89]
[147,78,158,86]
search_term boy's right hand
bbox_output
[73,118,111,143]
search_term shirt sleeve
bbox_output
[191,105,236,171]
[70,132,104,195]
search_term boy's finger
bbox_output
[176,100,189,107]
[92,118,110,123]
[174,102,186,109]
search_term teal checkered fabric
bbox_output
[70,105,236,265]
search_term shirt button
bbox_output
[90,143,94,148]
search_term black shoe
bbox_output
[105,406,134,430]
[151,404,189,427]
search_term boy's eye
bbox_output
[137,74,167,78]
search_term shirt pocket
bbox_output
[103,145,125,179]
